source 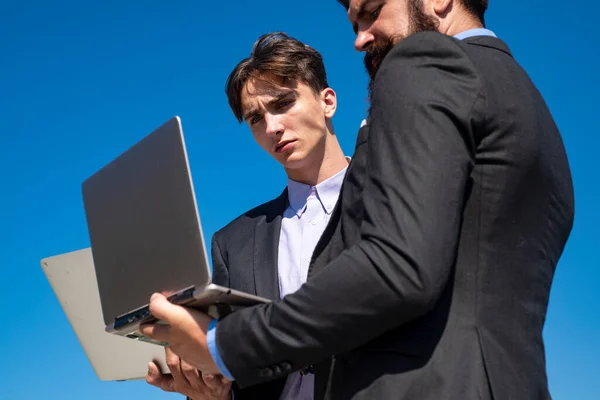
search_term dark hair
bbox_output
[460,0,488,24]
[336,0,488,25]
[225,32,329,123]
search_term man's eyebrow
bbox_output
[243,89,296,122]
[243,107,258,122]
[268,90,295,106]
[350,0,369,34]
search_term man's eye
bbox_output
[277,100,293,109]
[369,6,382,21]
[250,115,263,125]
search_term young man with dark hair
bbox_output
[146,32,354,400]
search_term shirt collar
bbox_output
[287,157,350,217]
[454,28,497,41]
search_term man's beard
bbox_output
[365,0,438,101]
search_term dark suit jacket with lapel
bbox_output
[210,190,289,399]
[214,32,575,400]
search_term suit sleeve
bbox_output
[216,32,482,387]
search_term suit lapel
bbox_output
[253,189,288,300]
[307,189,342,280]
[308,125,370,279]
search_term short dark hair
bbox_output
[461,0,488,24]
[225,32,329,123]
[336,0,488,25]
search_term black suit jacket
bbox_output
[215,32,575,400]
[210,190,289,399]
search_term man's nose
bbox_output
[265,113,284,137]
[354,29,375,52]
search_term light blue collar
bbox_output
[454,28,497,40]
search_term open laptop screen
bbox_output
[82,116,210,326]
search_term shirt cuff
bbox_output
[207,319,235,381]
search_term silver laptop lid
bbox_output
[40,248,168,380]
[82,116,210,326]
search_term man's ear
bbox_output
[321,88,337,119]
[431,0,453,16]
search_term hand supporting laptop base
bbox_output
[140,293,219,375]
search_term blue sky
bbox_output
[1,0,598,398]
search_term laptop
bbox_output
[81,116,269,345]
[40,248,169,381]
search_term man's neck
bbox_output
[285,139,348,186]
[439,10,483,37]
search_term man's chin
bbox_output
[281,153,308,170]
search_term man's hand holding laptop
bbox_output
[140,293,218,374]
[141,293,233,399]
[146,346,231,400]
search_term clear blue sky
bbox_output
[1,1,598,398]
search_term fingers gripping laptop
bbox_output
[81,116,269,345]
